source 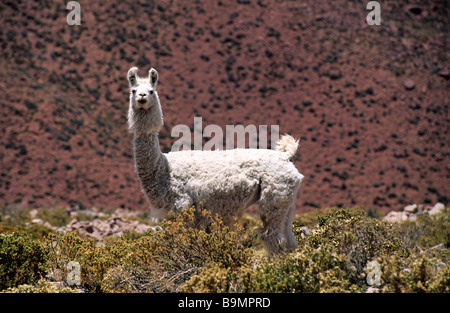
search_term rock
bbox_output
[404,204,417,213]
[385,202,446,223]
[29,209,38,218]
[428,202,445,215]
[403,78,415,90]
[93,219,110,234]
[383,211,408,223]
[430,243,445,251]
[299,226,310,238]
[149,226,162,232]
[31,218,44,225]
[438,69,449,79]
[366,287,380,293]
[434,262,446,274]
[135,224,151,233]
[407,214,417,222]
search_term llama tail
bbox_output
[275,134,300,159]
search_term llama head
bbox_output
[127,67,163,135]
[127,67,159,110]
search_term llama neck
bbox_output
[133,132,162,168]
[133,132,165,186]
[133,132,172,209]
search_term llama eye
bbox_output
[131,89,136,94]
[149,90,154,95]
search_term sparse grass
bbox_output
[0,205,448,293]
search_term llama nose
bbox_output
[139,93,146,97]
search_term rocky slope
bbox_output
[0,0,448,213]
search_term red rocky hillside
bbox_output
[0,0,448,213]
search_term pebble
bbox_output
[403,78,415,90]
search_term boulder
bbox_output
[31,218,44,225]
[383,211,408,223]
[403,204,417,213]
[29,209,39,218]
[429,202,445,215]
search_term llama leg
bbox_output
[283,200,298,251]
[259,204,290,258]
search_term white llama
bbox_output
[127,67,304,256]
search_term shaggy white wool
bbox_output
[127,67,304,256]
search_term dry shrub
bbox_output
[307,209,406,285]
[101,206,252,292]
[3,206,448,293]
[0,232,49,290]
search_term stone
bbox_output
[300,226,310,238]
[407,214,417,222]
[31,218,44,225]
[366,287,380,293]
[383,211,408,223]
[29,209,38,218]
[434,262,446,274]
[404,204,417,213]
[428,202,445,215]
[135,224,151,233]
[93,219,110,234]
[438,69,449,79]
[403,78,415,90]
[430,243,445,250]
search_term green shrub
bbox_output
[36,207,71,227]
[102,206,253,292]
[183,242,362,293]
[252,245,361,293]
[397,211,450,249]
[2,206,447,293]
[45,207,254,293]
[0,232,49,290]
[46,231,120,292]
[2,279,79,293]
[293,207,340,229]
[307,209,406,285]
[378,250,449,293]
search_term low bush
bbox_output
[377,250,449,292]
[44,206,252,292]
[306,209,407,285]
[1,205,448,293]
[397,211,450,249]
[101,207,252,292]
[182,243,361,293]
[46,230,118,292]
[2,279,78,293]
[0,232,49,290]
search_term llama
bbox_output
[127,67,304,256]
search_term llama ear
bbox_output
[149,68,158,87]
[127,67,138,87]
